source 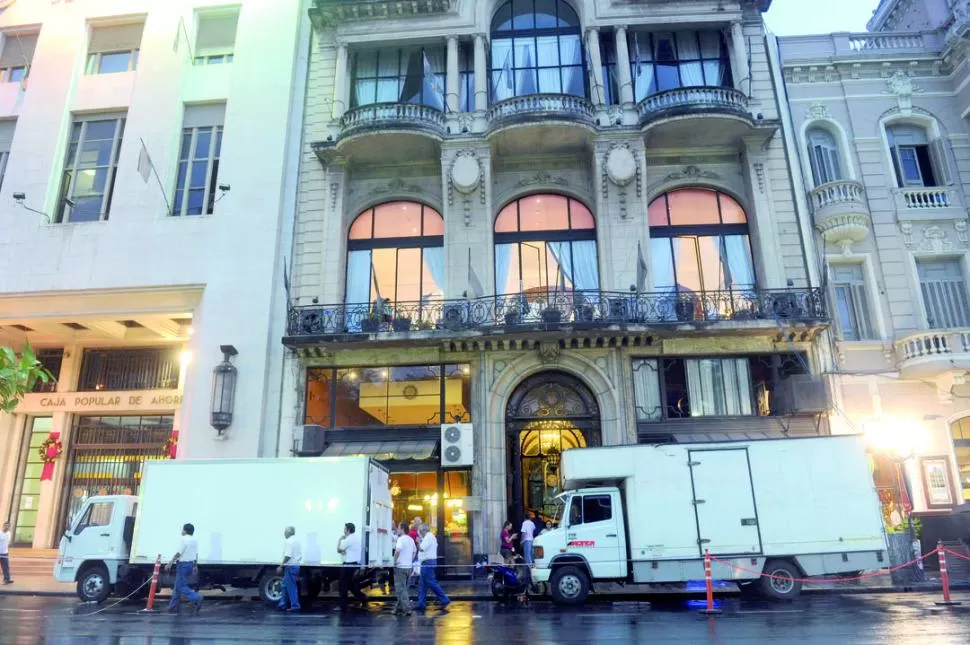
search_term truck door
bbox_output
[688,449,762,556]
[564,492,625,579]
[69,500,119,560]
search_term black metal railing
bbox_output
[286,288,827,338]
[77,348,181,391]
[637,86,750,124]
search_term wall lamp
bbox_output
[210,344,238,435]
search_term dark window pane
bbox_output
[534,0,557,28]
[512,0,535,30]
[582,495,612,523]
[195,130,212,159]
[68,195,104,222]
[492,1,513,31]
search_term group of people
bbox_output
[389,516,451,616]
[500,511,545,565]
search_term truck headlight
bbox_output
[533,546,544,560]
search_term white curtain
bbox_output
[723,235,755,290]
[495,243,515,295]
[377,50,400,103]
[492,39,514,102]
[345,250,372,332]
[676,32,704,87]
[547,242,571,289]
[686,358,752,417]
[517,42,537,95]
[571,241,600,291]
[632,359,662,422]
[423,48,446,110]
[423,247,445,299]
[561,35,584,96]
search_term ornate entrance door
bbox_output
[505,372,600,527]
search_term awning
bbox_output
[324,439,439,462]
[672,431,789,444]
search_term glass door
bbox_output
[13,417,53,545]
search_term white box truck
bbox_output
[531,435,887,605]
[54,456,393,604]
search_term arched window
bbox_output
[345,202,444,309]
[648,188,755,295]
[886,123,951,188]
[490,0,585,102]
[494,194,599,295]
[806,127,843,186]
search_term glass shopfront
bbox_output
[389,469,472,572]
[11,417,52,545]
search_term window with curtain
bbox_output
[831,263,874,341]
[459,41,475,112]
[648,188,755,297]
[345,201,445,313]
[628,30,732,102]
[599,30,618,106]
[351,46,446,110]
[490,0,586,102]
[494,194,599,296]
[806,127,844,186]
[886,123,951,188]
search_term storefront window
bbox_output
[950,416,970,501]
[13,417,52,545]
[387,470,471,567]
[305,364,471,428]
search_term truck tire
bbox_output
[549,565,589,606]
[257,571,284,605]
[758,559,803,602]
[77,565,112,604]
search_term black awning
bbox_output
[323,439,439,461]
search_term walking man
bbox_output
[0,521,12,584]
[521,511,537,564]
[277,526,301,612]
[336,522,368,611]
[415,523,450,611]
[392,521,415,616]
[167,523,202,614]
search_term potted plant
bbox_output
[504,310,520,327]
[360,312,382,332]
[576,303,596,322]
[392,316,412,332]
[541,307,562,323]
[416,319,436,331]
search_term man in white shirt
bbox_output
[521,511,537,564]
[336,522,368,611]
[415,524,450,611]
[392,521,415,615]
[276,526,302,612]
[167,523,202,614]
[0,521,12,584]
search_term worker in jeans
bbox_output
[277,526,302,612]
[415,523,450,611]
[336,522,367,611]
[392,522,415,616]
[167,523,202,614]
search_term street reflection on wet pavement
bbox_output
[2,592,970,644]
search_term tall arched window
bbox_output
[345,202,445,309]
[648,188,755,295]
[806,127,844,186]
[490,0,585,102]
[494,194,599,295]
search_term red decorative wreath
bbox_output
[38,436,63,464]
[163,431,179,459]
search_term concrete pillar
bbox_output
[332,43,349,120]
[730,21,749,95]
[585,28,605,105]
[446,36,460,113]
[614,27,634,107]
[473,34,488,111]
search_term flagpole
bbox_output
[140,138,174,215]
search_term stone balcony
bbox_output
[808,180,871,250]
[338,102,446,139]
[894,329,970,383]
[486,94,596,132]
[636,86,769,148]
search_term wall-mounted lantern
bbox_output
[210,345,238,435]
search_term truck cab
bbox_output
[55,495,138,603]
[532,487,627,605]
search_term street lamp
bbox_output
[210,345,238,435]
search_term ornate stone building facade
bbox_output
[779,0,970,527]
[284,0,828,566]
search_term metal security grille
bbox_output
[60,415,173,528]
[77,348,180,392]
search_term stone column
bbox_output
[332,43,349,120]
[614,27,634,106]
[473,33,488,112]
[446,36,460,113]
[729,21,749,95]
[585,28,605,105]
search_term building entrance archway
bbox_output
[505,371,600,527]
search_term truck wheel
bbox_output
[758,559,803,602]
[77,565,112,604]
[257,571,284,605]
[549,565,589,606]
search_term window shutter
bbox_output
[196,13,239,53]
[89,23,144,54]
[0,33,37,68]
[929,137,953,186]
[0,120,16,151]
[183,103,226,128]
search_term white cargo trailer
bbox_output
[531,435,887,605]
[54,457,393,603]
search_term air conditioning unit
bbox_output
[773,375,828,415]
[440,423,474,467]
[292,424,326,457]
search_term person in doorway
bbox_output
[500,521,517,564]
[415,523,450,611]
[520,512,537,565]
[167,523,202,614]
[336,522,368,611]
[392,521,415,616]
[0,522,12,584]
[277,526,301,612]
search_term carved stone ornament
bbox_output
[899,221,914,247]
[605,145,637,187]
[885,70,921,114]
[372,177,423,196]
[451,153,481,194]
[918,225,953,253]
[537,341,561,364]
[805,102,832,121]
[956,219,969,244]
[518,170,568,188]
[663,165,720,184]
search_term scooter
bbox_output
[482,556,532,606]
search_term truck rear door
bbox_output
[688,449,762,557]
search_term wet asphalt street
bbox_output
[1,592,970,644]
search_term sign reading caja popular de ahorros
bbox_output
[15,390,183,415]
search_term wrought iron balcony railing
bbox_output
[286,288,827,339]
[339,102,446,138]
[637,86,750,124]
[487,93,595,130]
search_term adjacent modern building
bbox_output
[778,0,970,530]
[0,0,306,548]
[284,0,830,567]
